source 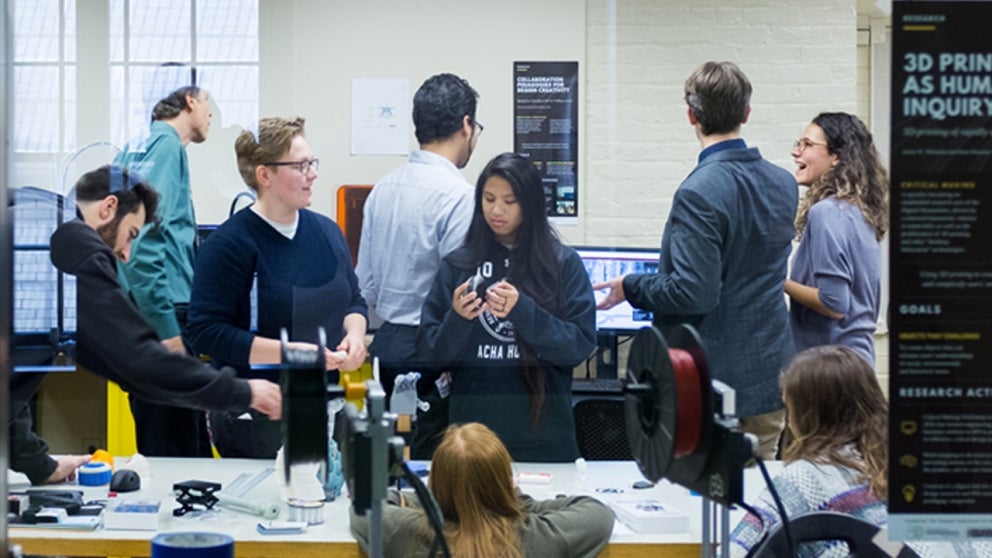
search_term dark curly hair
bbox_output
[795,112,889,241]
[413,73,478,145]
[74,164,160,228]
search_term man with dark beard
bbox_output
[8,165,281,485]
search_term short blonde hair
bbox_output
[235,116,305,190]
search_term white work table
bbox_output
[9,457,775,557]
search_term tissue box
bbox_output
[610,498,690,534]
[103,499,161,530]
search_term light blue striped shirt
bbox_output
[355,150,474,326]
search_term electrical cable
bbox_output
[399,461,451,558]
[229,190,256,218]
[755,457,795,557]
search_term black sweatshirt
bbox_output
[8,220,253,484]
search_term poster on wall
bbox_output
[889,0,992,541]
[513,61,578,222]
[351,79,410,156]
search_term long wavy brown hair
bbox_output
[422,423,524,558]
[795,112,889,241]
[780,345,888,500]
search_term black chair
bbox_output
[573,398,633,460]
[750,511,921,558]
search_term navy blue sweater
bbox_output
[187,208,367,380]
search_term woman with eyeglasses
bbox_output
[187,116,367,458]
[785,112,888,365]
[416,152,596,462]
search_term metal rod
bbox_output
[701,497,712,558]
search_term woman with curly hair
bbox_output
[785,112,888,364]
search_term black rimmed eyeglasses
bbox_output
[265,159,320,174]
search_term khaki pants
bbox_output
[738,409,786,460]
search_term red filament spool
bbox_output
[668,347,702,457]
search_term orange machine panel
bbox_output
[336,184,373,266]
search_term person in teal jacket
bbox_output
[113,84,214,457]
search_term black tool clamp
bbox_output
[172,480,221,517]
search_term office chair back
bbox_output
[573,398,633,460]
[750,511,921,558]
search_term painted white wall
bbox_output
[189,0,860,251]
[188,0,587,226]
[584,0,858,248]
[14,0,862,248]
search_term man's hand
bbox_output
[592,275,629,310]
[162,335,185,354]
[248,379,282,419]
[45,455,92,484]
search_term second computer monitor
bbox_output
[574,246,659,332]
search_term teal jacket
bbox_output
[113,121,196,340]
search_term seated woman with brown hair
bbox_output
[730,345,992,558]
[729,345,888,557]
[350,422,614,558]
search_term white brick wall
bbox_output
[580,0,859,248]
[581,0,893,388]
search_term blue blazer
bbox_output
[624,145,798,417]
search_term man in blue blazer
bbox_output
[595,61,798,459]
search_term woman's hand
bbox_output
[283,341,344,372]
[453,280,484,321]
[485,280,519,319]
[335,333,367,372]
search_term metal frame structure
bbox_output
[2,0,16,554]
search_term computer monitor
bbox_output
[574,246,659,332]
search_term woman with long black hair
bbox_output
[417,152,596,461]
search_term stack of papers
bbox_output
[608,498,690,534]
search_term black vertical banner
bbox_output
[890,1,992,541]
[513,61,579,220]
